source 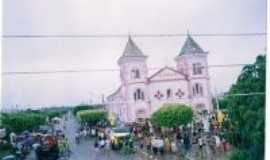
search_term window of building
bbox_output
[135,70,140,78]
[134,88,144,101]
[133,92,137,101]
[192,63,203,75]
[141,92,144,100]
[131,69,140,79]
[154,90,164,100]
[167,89,172,98]
[193,83,203,96]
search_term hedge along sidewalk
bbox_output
[76,109,107,125]
[0,109,67,133]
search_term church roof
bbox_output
[107,86,122,99]
[179,34,206,56]
[148,66,187,81]
[122,36,145,57]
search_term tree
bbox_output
[1,112,46,133]
[72,104,104,115]
[220,55,265,160]
[0,109,67,133]
[76,109,107,125]
[150,104,193,128]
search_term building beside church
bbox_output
[106,34,213,123]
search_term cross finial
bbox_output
[128,30,132,39]
[187,30,190,36]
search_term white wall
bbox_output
[149,79,190,113]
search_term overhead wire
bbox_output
[2,63,252,75]
[2,33,267,38]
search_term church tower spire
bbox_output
[120,36,146,58]
[118,36,148,83]
[179,34,206,56]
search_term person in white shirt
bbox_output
[9,132,16,147]
[215,135,221,152]
[100,132,104,139]
[198,137,203,149]
[83,129,87,138]
[158,138,164,154]
[75,132,80,144]
[151,137,158,154]
[99,139,105,148]
[91,128,96,137]
[104,138,111,158]
[171,140,178,153]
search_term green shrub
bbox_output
[76,109,107,125]
[45,111,64,120]
[73,105,92,115]
[230,150,252,160]
[1,112,46,133]
[0,142,13,151]
[0,107,69,134]
[151,104,193,128]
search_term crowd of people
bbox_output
[75,122,108,144]
[72,111,230,160]
[74,122,116,159]
[130,113,230,158]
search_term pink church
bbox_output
[106,35,213,123]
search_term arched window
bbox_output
[131,69,140,79]
[141,92,145,100]
[166,89,172,98]
[133,92,137,101]
[193,83,203,97]
[192,63,203,75]
[134,88,144,101]
[135,70,140,78]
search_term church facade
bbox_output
[106,35,213,123]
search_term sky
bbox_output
[2,0,267,110]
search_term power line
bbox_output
[225,92,265,97]
[218,92,265,97]
[215,92,265,111]
[2,63,251,75]
[2,33,267,39]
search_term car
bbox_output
[110,127,131,150]
[110,128,130,137]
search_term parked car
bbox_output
[110,127,131,150]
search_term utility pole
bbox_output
[214,88,220,112]
[101,94,105,105]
